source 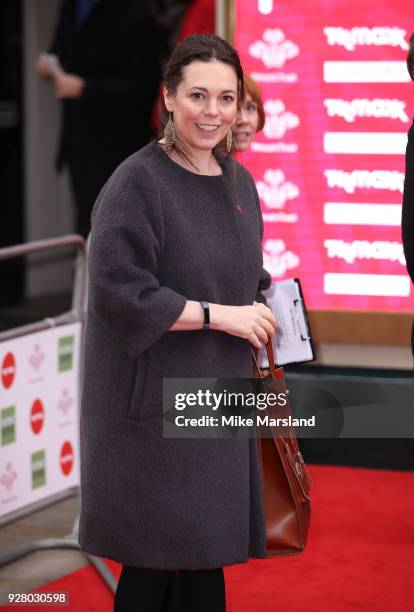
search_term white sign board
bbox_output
[0,323,81,522]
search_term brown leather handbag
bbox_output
[252,342,313,557]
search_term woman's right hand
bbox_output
[210,302,277,349]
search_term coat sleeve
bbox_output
[247,172,272,303]
[87,162,187,359]
[402,123,414,284]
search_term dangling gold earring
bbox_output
[164,112,176,147]
[226,129,233,153]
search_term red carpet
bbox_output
[2,465,414,611]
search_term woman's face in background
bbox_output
[163,60,238,154]
[232,92,260,152]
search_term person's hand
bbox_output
[54,73,85,99]
[35,55,54,80]
[210,302,277,349]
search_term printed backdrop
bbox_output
[0,323,81,523]
[235,0,414,311]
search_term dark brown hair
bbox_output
[158,34,245,164]
[244,74,265,132]
[408,33,414,80]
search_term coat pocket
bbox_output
[127,352,148,420]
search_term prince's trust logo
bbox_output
[263,239,300,277]
[263,100,300,140]
[256,170,299,210]
[29,343,45,372]
[249,29,299,68]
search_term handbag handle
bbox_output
[252,340,278,380]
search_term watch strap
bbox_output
[200,301,210,330]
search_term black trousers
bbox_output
[113,565,226,612]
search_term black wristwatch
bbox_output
[200,301,210,330]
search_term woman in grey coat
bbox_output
[79,34,276,612]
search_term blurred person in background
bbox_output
[402,33,414,354]
[35,0,163,237]
[232,74,265,153]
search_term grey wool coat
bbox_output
[78,142,272,570]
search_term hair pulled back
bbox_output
[158,34,245,157]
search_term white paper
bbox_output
[259,279,314,367]
[40,52,63,77]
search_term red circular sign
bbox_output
[60,441,74,476]
[1,352,16,389]
[30,399,45,435]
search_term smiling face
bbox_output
[232,92,260,152]
[163,60,238,154]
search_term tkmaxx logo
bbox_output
[60,441,74,476]
[249,29,299,69]
[30,399,45,435]
[1,352,16,389]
